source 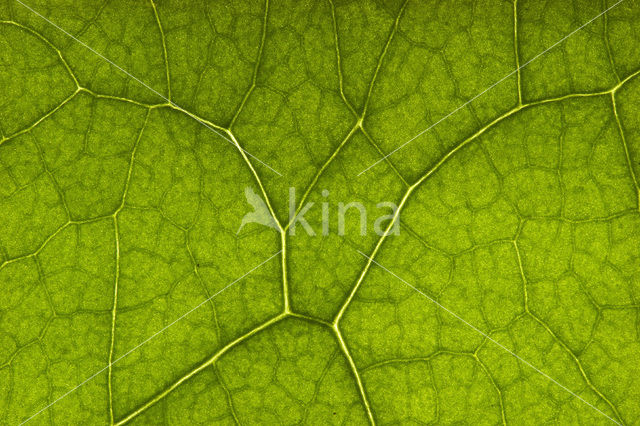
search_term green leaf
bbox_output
[1,0,640,424]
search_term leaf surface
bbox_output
[1,0,640,424]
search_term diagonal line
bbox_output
[19,250,282,425]
[356,250,621,425]
[14,0,283,177]
[358,0,625,176]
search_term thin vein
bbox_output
[19,250,282,425]
[334,85,633,324]
[285,124,359,231]
[107,109,149,424]
[31,136,72,221]
[357,0,626,176]
[168,104,284,227]
[610,92,640,210]
[0,90,79,145]
[79,87,165,109]
[114,312,334,424]
[301,350,339,424]
[513,239,624,422]
[602,0,621,83]
[357,250,621,425]
[286,0,413,231]
[332,82,640,424]
[229,0,269,129]
[214,364,241,425]
[361,0,409,119]
[115,312,287,425]
[334,104,525,325]
[513,0,522,105]
[359,125,410,187]
[475,355,507,425]
[361,351,470,372]
[328,0,358,118]
[14,0,282,177]
[150,0,171,100]
[0,20,80,88]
